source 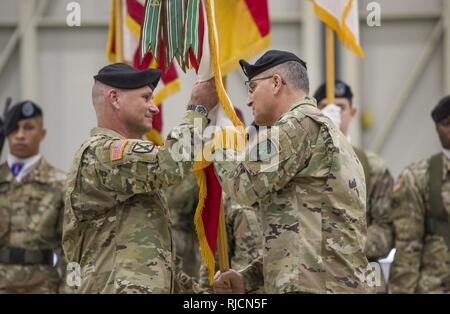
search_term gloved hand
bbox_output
[321,104,341,129]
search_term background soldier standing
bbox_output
[389,96,450,293]
[0,101,66,293]
[314,80,394,291]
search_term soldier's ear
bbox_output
[273,74,282,95]
[107,89,120,110]
[350,107,357,117]
[40,128,47,141]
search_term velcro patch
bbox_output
[110,140,129,161]
[132,142,155,153]
[249,139,279,162]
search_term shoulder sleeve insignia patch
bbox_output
[110,140,129,161]
[132,142,155,154]
[256,139,278,161]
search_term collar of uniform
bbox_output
[90,127,125,139]
[6,153,41,168]
[285,96,317,113]
[7,153,41,182]
[0,158,51,184]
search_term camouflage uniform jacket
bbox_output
[364,151,394,261]
[215,97,373,294]
[199,195,264,293]
[63,111,207,293]
[0,158,66,293]
[389,153,450,293]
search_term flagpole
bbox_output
[114,0,124,62]
[218,74,230,273]
[217,201,230,273]
[325,26,335,104]
[203,0,235,278]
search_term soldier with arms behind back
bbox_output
[0,101,67,293]
[389,96,450,293]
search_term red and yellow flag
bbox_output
[107,0,181,145]
[216,0,271,75]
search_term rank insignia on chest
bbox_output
[110,140,128,161]
[132,142,155,153]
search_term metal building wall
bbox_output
[0,0,449,177]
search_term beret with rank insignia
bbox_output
[3,100,43,136]
[313,79,353,104]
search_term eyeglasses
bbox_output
[244,76,273,94]
[244,75,286,94]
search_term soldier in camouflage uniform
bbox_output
[63,63,215,293]
[164,174,200,279]
[213,50,374,294]
[199,194,264,293]
[0,101,66,293]
[314,81,394,265]
[389,96,450,293]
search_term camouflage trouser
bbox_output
[0,264,60,293]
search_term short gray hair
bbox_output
[270,61,309,94]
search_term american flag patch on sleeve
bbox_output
[110,140,129,161]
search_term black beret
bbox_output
[239,50,307,79]
[94,63,162,90]
[313,79,353,104]
[4,100,43,136]
[431,95,450,123]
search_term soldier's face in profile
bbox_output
[246,73,278,126]
[436,117,450,149]
[318,97,356,135]
[118,85,159,137]
[7,116,46,158]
